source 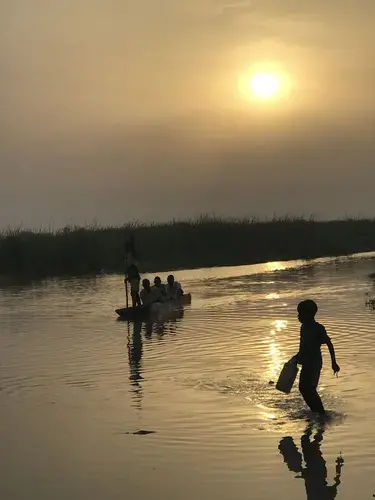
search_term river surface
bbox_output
[1,253,375,499]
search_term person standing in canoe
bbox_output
[166,275,184,300]
[125,257,142,308]
[124,235,142,308]
[293,300,340,415]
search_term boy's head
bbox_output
[297,300,318,323]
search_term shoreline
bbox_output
[1,216,375,280]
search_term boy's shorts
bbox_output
[299,360,322,390]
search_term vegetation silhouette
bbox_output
[1,215,375,278]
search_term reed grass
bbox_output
[1,215,375,278]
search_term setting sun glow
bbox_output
[250,73,280,99]
[238,66,292,105]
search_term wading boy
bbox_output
[294,300,340,415]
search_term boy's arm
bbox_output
[291,328,302,364]
[326,336,340,374]
[293,335,302,364]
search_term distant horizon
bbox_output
[2,212,375,233]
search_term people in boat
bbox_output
[140,278,162,306]
[125,257,142,308]
[153,276,167,300]
[166,274,184,300]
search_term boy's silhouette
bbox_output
[293,300,340,414]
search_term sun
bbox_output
[250,73,280,99]
[237,66,292,104]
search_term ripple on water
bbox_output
[1,254,375,499]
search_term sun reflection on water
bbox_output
[266,319,288,381]
[255,403,278,421]
[261,411,277,420]
[274,320,287,331]
[267,261,287,272]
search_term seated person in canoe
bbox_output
[152,276,167,300]
[166,274,184,301]
[140,279,163,307]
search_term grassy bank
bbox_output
[1,216,375,279]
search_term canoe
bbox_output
[115,293,191,320]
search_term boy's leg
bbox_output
[299,362,325,414]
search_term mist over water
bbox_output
[1,253,375,498]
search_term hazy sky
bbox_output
[1,0,375,228]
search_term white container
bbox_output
[276,357,298,394]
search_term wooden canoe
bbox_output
[115,293,191,320]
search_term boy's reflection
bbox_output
[278,424,344,499]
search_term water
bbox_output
[1,253,375,499]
